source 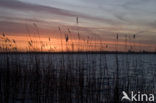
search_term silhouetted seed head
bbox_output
[68,28,71,34]
[5,38,10,42]
[49,37,51,41]
[133,34,136,39]
[2,32,5,37]
[13,39,16,43]
[116,34,119,40]
[88,36,89,39]
[28,41,32,46]
[76,16,79,24]
[58,27,61,32]
[65,34,69,42]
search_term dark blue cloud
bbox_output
[0,0,123,25]
[0,0,77,17]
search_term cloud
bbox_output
[0,0,123,25]
[0,16,44,23]
[0,21,26,34]
[0,0,77,17]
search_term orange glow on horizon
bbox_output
[0,34,155,52]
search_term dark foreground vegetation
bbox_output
[0,53,156,103]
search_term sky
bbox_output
[0,0,156,52]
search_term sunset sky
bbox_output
[0,0,156,52]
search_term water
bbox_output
[0,53,156,103]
